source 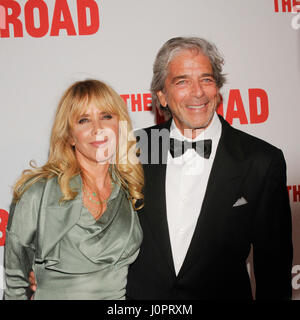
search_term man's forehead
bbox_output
[168,47,207,62]
[166,49,213,75]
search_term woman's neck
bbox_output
[76,155,111,190]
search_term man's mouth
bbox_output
[186,104,207,109]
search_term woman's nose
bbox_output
[92,120,103,135]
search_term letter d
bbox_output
[249,88,269,124]
[77,0,100,35]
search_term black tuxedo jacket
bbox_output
[127,115,292,300]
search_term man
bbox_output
[126,37,293,299]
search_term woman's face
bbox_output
[70,101,119,165]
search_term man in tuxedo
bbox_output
[126,37,293,299]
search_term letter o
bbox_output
[25,0,49,37]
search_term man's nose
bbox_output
[191,81,205,98]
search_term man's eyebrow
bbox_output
[201,73,215,78]
[171,73,215,83]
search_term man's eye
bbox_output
[176,80,187,85]
[201,78,215,84]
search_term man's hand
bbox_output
[29,270,37,293]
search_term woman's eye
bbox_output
[102,114,113,120]
[78,118,89,124]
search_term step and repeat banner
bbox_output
[0,0,299,299]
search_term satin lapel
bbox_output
[177,117,248,278]
[143,119,176,276]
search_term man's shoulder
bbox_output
[221,116,282,160]
[232,124,278,151]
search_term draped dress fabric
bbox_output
[4,175,143,300]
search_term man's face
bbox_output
[157,49,220,138]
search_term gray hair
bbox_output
[150,37,227,111]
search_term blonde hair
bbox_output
[13,79,144,209]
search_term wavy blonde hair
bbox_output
[13,79,144,209]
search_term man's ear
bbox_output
[157,90,167,108]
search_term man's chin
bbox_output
[188,117,214,131]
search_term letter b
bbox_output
[0,209,9,246]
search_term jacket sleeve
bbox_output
[4,184,42,300]
[252,149,293,300]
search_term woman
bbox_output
[4,79,144,300]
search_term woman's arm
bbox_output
[4,183,42,300]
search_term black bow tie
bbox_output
[169,138,212,159]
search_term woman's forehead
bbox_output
[73,96,115,115]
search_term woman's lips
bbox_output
[90,138,108,148]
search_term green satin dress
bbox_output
[4,175,142,300]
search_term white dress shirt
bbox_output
[166,112,222,275]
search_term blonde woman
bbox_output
[4,79,144,300]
